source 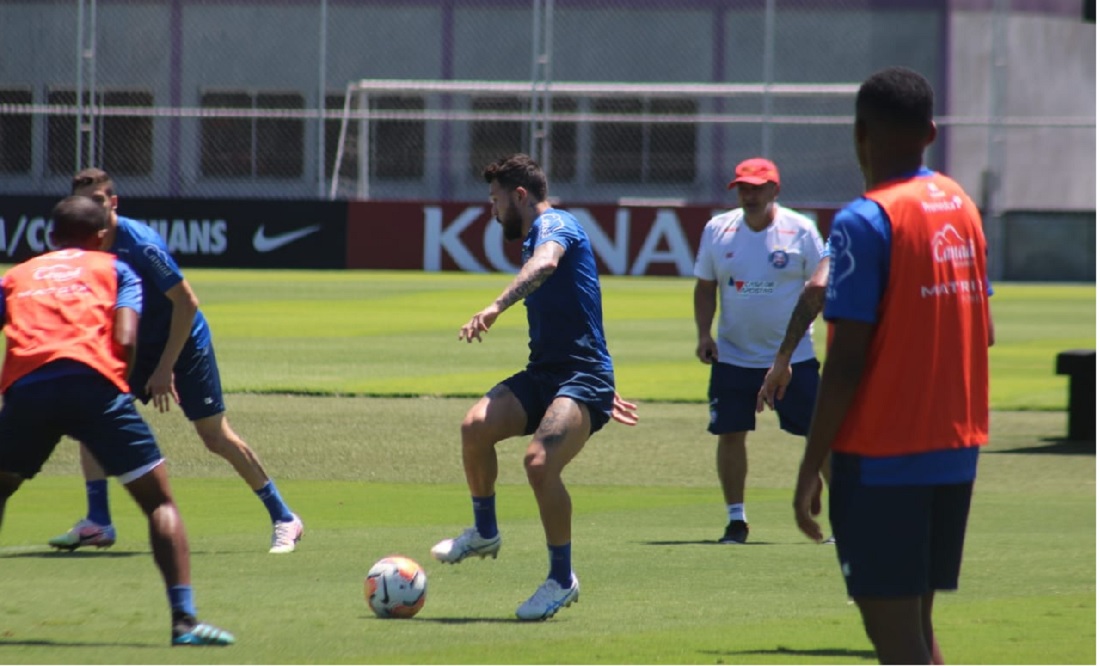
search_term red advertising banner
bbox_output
[347,201,837,276]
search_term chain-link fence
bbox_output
[0,0,1094,212]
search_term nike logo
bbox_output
[380,577,390,605]
[252,224,322,253]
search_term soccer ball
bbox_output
[364,555,427,619]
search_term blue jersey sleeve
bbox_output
[115,260,143,314]
[116,219,185,295]
[534,211,581,253]
[823,198,892,324]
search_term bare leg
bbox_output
[716,431,748,505]
[122,462,235,644]
[524,397,590,546]
[460,385,527,497]
[854,595,932,664]
[192,414,269,490]
[922,592,944,665]
[121,463,190,587]
[79,444,108,481]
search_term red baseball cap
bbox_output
[727,157,780,189]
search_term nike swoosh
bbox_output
[252,224,322,253]
[380,577,390,605]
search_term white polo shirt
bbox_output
[694,204,826,368]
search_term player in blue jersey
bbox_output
[0,196,233,646]
[430,154,637,621]
[48,168,303,554]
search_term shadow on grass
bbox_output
[371,616,521,624]
[0,638,154,648]
[0,550,144,559]
[639,540,778,546]
[989,437,1095,455]
[701,646,876,660]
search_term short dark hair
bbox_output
[51,195,108,245]
[855,67,934,134]
[482,153,548,202]
[71,167,115,196]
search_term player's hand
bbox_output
[793,464,824,542]
[459,305,501,343]
[696,336,718,364]
[611,392,639,426]
[145,366,180,413]
[756,360,793,413]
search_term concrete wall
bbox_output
[947,10,1096,212]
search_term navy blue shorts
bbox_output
[501,366,615,436]
[829,453,974,598]
[707,359,819,436]
[0,372,162,480]
[132,337,225,421]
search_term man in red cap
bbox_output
[692,157,829,544]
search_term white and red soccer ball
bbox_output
[364,555,427,619]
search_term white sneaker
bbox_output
[430,527,501,564]
[516,573,580,621]
[269,514,304,554]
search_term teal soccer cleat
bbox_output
[172,620,235,646]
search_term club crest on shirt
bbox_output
[769,249,789,268]
[538,213,565,239]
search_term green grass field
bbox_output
[0,271,1094,664]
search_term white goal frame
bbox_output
[329,78,860,201]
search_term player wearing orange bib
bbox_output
[792,67,993,664]
[0,196,233,646]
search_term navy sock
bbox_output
[85,479,111,526]
[168,584,196,619]
[548,542,572,588]
[255,481,294,523]
[472,495,497,538]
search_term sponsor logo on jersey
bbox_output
[33,264,82,282]
[141,244,177,280]
[920,195,964,214]
[729,278,776,295]
[919,279,984,301]
[931,224,976,266]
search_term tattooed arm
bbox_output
[459,241,565,343]
[756,256,830,411]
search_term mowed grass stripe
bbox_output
[180,270,1095,408]
[1,396,1091,663]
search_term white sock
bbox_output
[727,503,746,523]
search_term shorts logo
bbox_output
[769,250,789,268]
